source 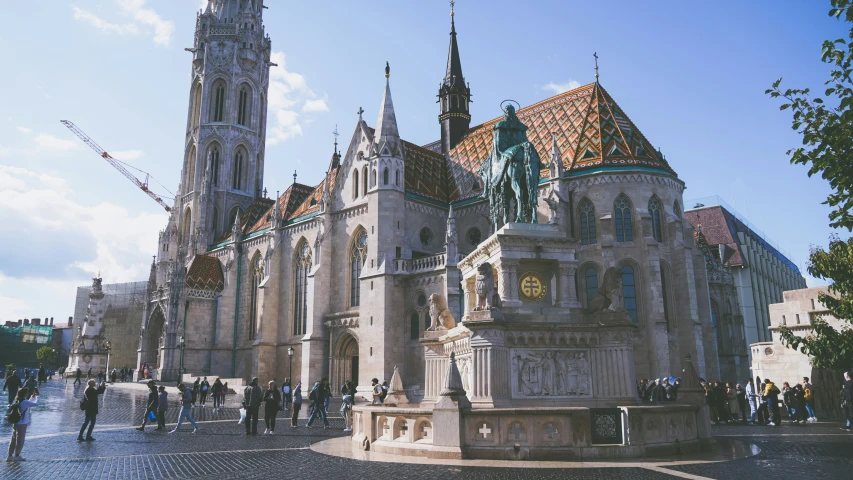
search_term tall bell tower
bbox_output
[438,2,471,155]
[175,0,272,257]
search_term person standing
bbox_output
[199,377,210,407]
[136,381,159,432]
[726,383,741,422]
[745,378,758,424]
[86,368,92,380]
[191,378,200,406]
[243,377,262,435]
[37,364,46,385]
[322,378,332,414]
[371,378,383,405]
[6,387,39,462]
[290,382,303,428]
[306,380,329,428]
[169,384,199,433]
[221,382,229,407]
[22,376,37,397]
[782,382,796,423]
[764,378,781,426]
[156,385,168,431]
[736,384,747,422]
[341,380,355,432]
[802,376,817,422]
[211,378,223,411]
[263,380,281,434]
[282,379,292,412]
[77,379,107,441]
[2,370,22,406]
[841,371,853,431]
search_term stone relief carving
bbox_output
[511,349,591,397]
[426,293,455,331]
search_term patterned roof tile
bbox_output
[185,255,224,292]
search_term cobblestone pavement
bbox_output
[1,380,851,479]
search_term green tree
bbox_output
[768,0,853,371]
[766,0,853,231]
[778,236,853,371]
[35,346,57,366]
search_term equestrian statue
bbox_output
[478,102,546,228]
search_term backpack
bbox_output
[5,402,21,424]
[79,393,88,411]
[308,389,317,402]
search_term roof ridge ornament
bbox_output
[594,52,599,82]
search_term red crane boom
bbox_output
[61,120,172,212]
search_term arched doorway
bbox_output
[145,307,166,369]
[333,332,359,392]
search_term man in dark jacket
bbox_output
[652,378,666,403]
[78,379,107,441]
[74,368,82,385]
[136,381,159,432]
[2,370,22,405]
[243,377,262,435]
[841,371,853,431]
[37,364,46,385]
[306,380,329,428]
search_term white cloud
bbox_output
[34,133,79,152]
[543,79,582,95]
[72,7,140,37]
[16,126,32,134]
[110,149,144,161]
[266,51,328,146]
[0,295,31,322]
[116,0,175,47]
[71,1,173,47]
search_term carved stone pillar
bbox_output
[499,259,521,308]
[557,262,582,308]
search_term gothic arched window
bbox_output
[191,83,202,129]
[350,230,367,307]
[613,195,633,242]
[578,198,596,245]
[383,167,389,185]
[395,169,400,186]
[584,267,599,307]
[409,312,419,340]
[649,197,663,242]
[248,253,263,340]
[352,169,359,199]
[237,84,251,127]
[621,265,638,323]
[210,146,220,187]
[363,166,368,195]
[293,242,312,336]
[211,80,227,123]
[185,145,197,193]
[232,149,244,190]
[660,261,672,331]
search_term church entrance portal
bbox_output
[333,333,359,392]
[144,308,166,369]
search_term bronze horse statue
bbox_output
[478,104,545,228]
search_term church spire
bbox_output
[374,61,401,155]
[438,1,471,155]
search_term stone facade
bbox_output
[138,4,720,396]
[750,287,845,418]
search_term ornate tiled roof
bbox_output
[247,183,314,233]
[444,82,675,202]
[287,171,337,221]
[220,197,276,241]
[185,255,224,292]
[404,141,451,203]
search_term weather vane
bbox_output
[293,170,297,185]
[594,52,599,81]
[450,0,455,17]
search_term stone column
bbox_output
[557,262,582,308]
[498,259,521,308]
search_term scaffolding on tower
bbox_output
[60,120,174,212]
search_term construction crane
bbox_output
[61,120,173,212]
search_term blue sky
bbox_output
[0,0,848,322]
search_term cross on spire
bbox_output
[357,107,364,121]
[332,124,339,153]
[292,170,297,185]
[450,0,455,17]
[594,52,599,81]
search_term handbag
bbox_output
[238,407,246,424]
[148,410,157,421]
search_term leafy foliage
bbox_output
[766,0,853,231]
[779,235,853,371]
[35,346,57,364]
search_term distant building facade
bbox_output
[750,287,844,418]
[685,197,806,381]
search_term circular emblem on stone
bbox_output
[518,272,547,302]
[82,354,92,363]
[764,347,774,356]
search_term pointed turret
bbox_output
[549,134,564,179]
[373,62,401,156]
[438,2,471,155]
[446,204,458,266]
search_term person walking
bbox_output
[6,387,39,462]
[37,364,46,385]
[23,375,36,393]
[306,380,329,428]
[156,385,168,431]
[199,377,210,407]
[211,378,223,411]
[78,379,107,441]
[263,380,281,434]
[243,377,262,435]
[291,382,303,427]
[803,376,817,422]
[136,381,159,432]
[86,368,92,380]
[169,384,199,433]
[2,370,22,406]
[74,368,82,385]
[282,379,292,412]
[841,371,853,431]
[321,378,332,414]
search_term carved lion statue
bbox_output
[586,267,624,313]
[474,262,497,311]
[427,293,455,331]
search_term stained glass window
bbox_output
[621,265,638,323]
[614,195,633,242]
[350,231,367,307]
[579,199,596,245]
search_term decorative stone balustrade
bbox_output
[393,253,446,274]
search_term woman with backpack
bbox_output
[281,379,292,412]
[6,387,38,462]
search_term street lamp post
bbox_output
[288,346,294,383]
[178,335,186,383]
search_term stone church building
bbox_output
[139,0,721,396]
